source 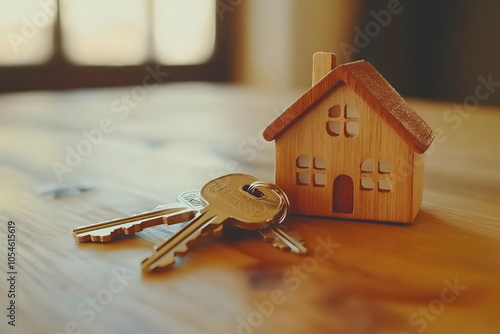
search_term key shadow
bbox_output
[140,240,220,280]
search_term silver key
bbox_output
[72,190,201,243]
[141,174,286,272]
[259,228,307,254]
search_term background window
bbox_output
[0,0,225,92]
[0,0,56,65]
[61,0,149,66]
[154,0,216,65]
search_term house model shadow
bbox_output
[263,52,435,223]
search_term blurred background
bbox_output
[1,0,499,106]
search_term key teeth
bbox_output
[147,229,210,270]
[74,209,195,244]
[90,235,111,243]
[152,227,199,252]
[210,225,224,238]
[272,240,307,253]
[286,231,303,242]
[75,232,115,243]
[176,244,189,254]
[142,253,176,272]
[154,254,176,270]
[84,224,143,243]
[265,230,307,254]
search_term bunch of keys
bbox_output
[72,174,307,272]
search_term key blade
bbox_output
[274,228,307,254]
[152,253,175,269]
[72,205,191,243]
[260,228,307,254]
[75,209,195,243]
[141,210,226,272]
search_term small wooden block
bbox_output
[312,52,337,86]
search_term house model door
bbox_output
[332,175,354,214]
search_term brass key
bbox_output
[141,174,286,272]
[259,228,307,254]
[72,190,202,243]
[175,189,307,254]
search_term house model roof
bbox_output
[263,60,435,153]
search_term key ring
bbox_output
[247,181,290,226]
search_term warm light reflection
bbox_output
[60,0,148,66]
[154,0,216,65]
[0,0,55,65]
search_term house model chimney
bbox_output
[312,52,337,86]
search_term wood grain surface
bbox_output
[0,84,499,334]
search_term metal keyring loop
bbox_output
[247,181,290,226]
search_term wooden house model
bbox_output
[263,52,434,223]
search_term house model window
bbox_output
[326,104,360,137]
[360,159,392,192]
[296,155,327,186]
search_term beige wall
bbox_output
[235,0,361,90]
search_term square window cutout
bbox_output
[361,177,374,190]
[297,172,310,185]
[361,159,375,172]
[314,157,326,169]
[328,105,341,118]
[379,177,392,191]
[296,155,310,168]
[345,122,359,137]
[327,121,341,136]
[345,105,360,119]
[314,173,326,186]
[379,160,392,174]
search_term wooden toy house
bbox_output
[263,53,434,223]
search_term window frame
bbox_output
[0,3,234,93]
[296,155,327,187]
[326,104,360,137]
[360,158,392,192]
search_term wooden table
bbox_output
[0,83,499,334]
